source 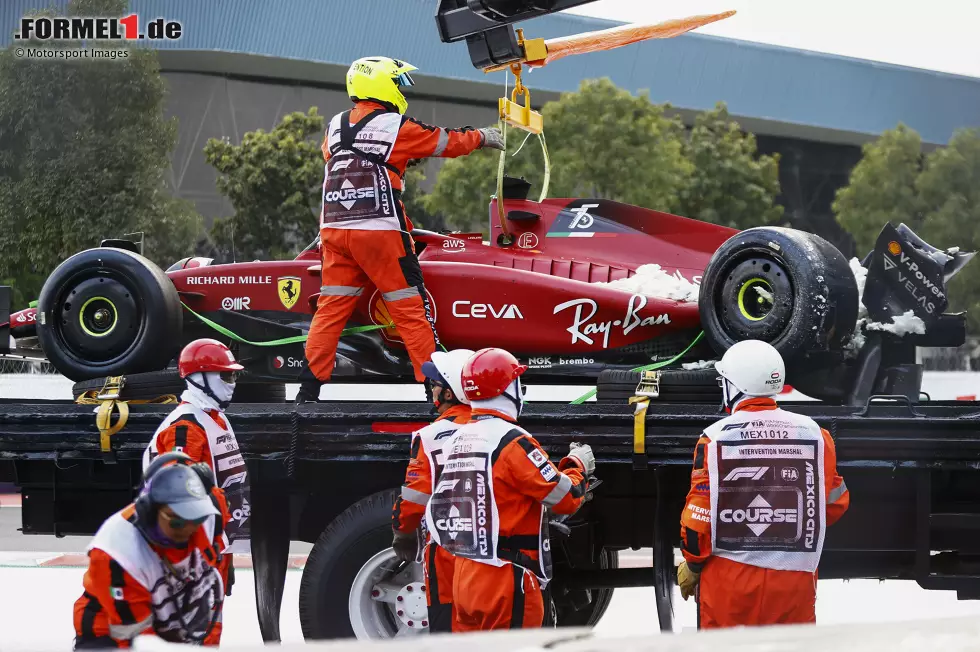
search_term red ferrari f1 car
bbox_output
[1,177,972,404]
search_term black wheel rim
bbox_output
[715,253,795,343]
[50,271,145,365]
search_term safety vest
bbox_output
[143,403,250,552]
[706,407,827,573]
[320,109,402,230]
[425,416,553,584]
[87,509,223,643]
[413,416,465,546]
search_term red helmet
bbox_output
[178,339,244,378]
[461,348,527,402]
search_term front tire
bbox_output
[37,247,182,381]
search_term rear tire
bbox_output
[37,247,182,381]
[596,368,720,403]
[698,227,857,400]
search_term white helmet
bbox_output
[422,349,476,405]
[715,340,785,408]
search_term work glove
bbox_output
[479,127,505,151]
[565,442,595,476]
[677,561,701,601]
[392,529,419,563]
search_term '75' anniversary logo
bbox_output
[15,14,183,41]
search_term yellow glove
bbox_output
[677,561,701,601]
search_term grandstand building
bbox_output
[3,0,980,255]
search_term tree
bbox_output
[0,0,203,308]
[677,102,783,229]
[832,126,980,333]
[425,78,694,233]
[401,164,447,232]
[425,80,786,236]
[204,108,324,261]
[916,129,980,332]
[831,124,924,255]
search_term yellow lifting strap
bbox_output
[629,370,662,470]
[629,395,650,470]
[495,53,551,245]
[75,376,178,453]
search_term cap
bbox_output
[149,464,220,521]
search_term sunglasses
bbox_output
[219,371,239,384]
[163,511,209,530]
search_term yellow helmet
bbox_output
[346,56,418,115]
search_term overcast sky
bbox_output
[563,0,980,79]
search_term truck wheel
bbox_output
[37,247,182,382]
[698,227,857,380]
[299,488,606,639]
[551,547,619,627]
[299,489,427,640]
[71,369,286,403]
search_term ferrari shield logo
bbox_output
[277,276,301,310]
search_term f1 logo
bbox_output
[723,466,769,482]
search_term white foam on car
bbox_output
[681,360,716,370]
[592,264,699,303]
[754,286,774,303]
[845,258,870,357]
[866,310,927,336]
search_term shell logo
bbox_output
[887,241,902,256]
[368,289,438,343]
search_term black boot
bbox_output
[295,366,322,405]
[294,381,321,405]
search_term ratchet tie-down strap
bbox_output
[629,396,650,471]
[75,376,177,453]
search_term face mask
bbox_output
[142,521,188,550]
[204,371,235,407]
[719,377,743,414]
[505,379,525,417]
[187,372,236,410]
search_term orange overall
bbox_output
[304,101,484,385]
[448,410,588,632]
[680,397,850,628]
[72,505,223,648]
[392,404,471,632]
[149,407,237,644]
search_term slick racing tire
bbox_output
[596,369,720,404]
[36,247,182,382]
[698,227,858,394]
[71,369,287,403]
